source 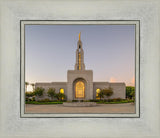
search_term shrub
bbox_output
[96,87,114,100]
[107,99,113,102]
[32,96,35,101]
[27,97,33,102]
[61,100,67,102]
[25,97,28,102]
[89,99,100,102]
[54,93,66,101]
[102,87,113,98]
[72,100,78,102]
[84,100,90,102]
[25,92,35,101]
[26,101,63,104]
[130,91,135,98]
[25,91,35,97]
[113,98,122,102]
[96,91,105,100]
[34,87,44,96]
[96,99,134,104]
[38,98,51,102]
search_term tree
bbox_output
[101,87,113,99]
[25,91,35,102]
[47,88,55,100]
[34,87,44,97]
[59,93,66,101]
[30,83,35,91]
[104,87,113,98]
[54,93,66,101]
[126,86,135,99]
[25,82,29,92]
[97,91,105,100]
[130,91,135,102]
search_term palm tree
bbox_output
[25,82,29,92]
[31,83,35,91]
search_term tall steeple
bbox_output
[74,32,85,70]
[79,32,81,40]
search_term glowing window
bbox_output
[60,88,64,100]
[78,53,81,70]
[96,88,101,99]
[60,88,64,94]
[75,81,85,98]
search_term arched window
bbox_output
[59,88,64,94]
[75,81,85,98]
[96,88,101,99]
[59,88,64,100]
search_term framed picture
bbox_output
[0,0,159,138]
[21,20,140,118]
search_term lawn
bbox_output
[96,99,134,104]
[25,101,63,104]
[25,99,134,104]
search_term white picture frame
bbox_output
[0,0,159,137]
[21,20,139,118]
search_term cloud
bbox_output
[131,77,135,84]
[110,77,116,82]
[131,76,135,86]
[126,76,135,86]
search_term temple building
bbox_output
[35,33,126,101]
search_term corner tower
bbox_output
[74,32,85,70]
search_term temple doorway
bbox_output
[75,81,85,99]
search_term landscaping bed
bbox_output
[96,99,134,104]
[25,101,63,104]
[25,99,134,104]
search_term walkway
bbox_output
[25,103,135,114]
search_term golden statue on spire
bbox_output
[79,32,81,40]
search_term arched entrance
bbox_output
[75,81,85,99]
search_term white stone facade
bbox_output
[35,81,126,101]
[35,34,126,101]
[67,70,93,101]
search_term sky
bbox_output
[25,24,135,91]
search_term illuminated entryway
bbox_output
[75,81,85,98]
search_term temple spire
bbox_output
[75,32,85,70]
[79,32,81,41]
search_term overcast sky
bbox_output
[25,24,135,90]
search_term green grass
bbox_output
[26,99,134,104]
[96,100,134,104]
[25,101,63,104]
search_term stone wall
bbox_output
[93,82,110,99]
[35,82,67,101]
[109,83,126,99]
[67,70,93,101]
[93,82,126,99]
[35,81,126,101]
